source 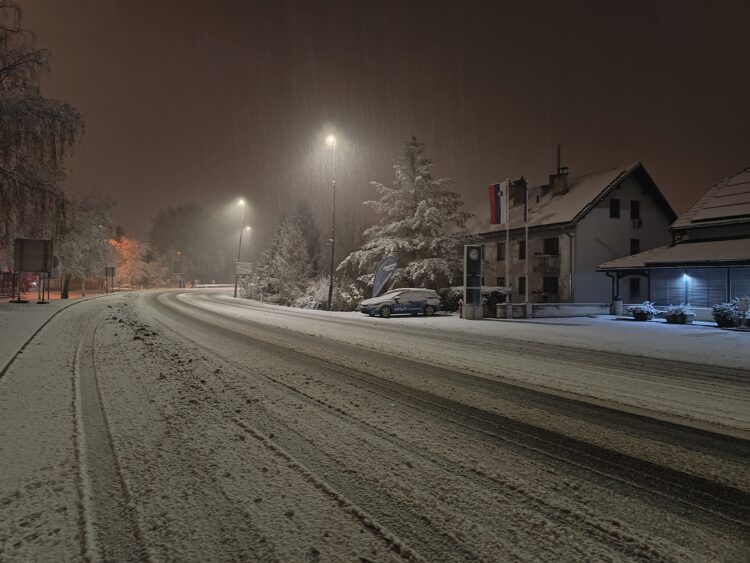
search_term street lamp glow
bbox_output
[245,226,251,231]
[238,198,246,206]
[325,134,337,147]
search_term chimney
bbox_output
[550,144,569,195]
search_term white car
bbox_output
[359,288,441,318]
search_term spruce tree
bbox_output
[339,136,470,290]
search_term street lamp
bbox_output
[326,134,337,311]
[233,199,246,298]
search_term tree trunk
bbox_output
[81,277,86,297]
[61,274,70,299]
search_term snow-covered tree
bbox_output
[339,136,471,290]
[289,201,321,276]
[57,195,115,297]
[111,236,164,289]
[252,216,314,305]
[0,1,83,265]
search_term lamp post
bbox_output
[326,134,337,311]
[233,199,246,298]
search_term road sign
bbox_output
[105,266,116,277]
[14,239,53,273]
[173,260,184,274]
[236,261,253,276]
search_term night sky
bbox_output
[23,0,750,260]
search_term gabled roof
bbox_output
[671,166,750,230]
[598,237,750,270]
[470,162,676,235]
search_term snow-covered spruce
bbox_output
[338,136,471,292]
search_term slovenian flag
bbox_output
[489,182,507,224]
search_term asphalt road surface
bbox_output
[1,289,748,561]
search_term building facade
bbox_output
[472,162,676,303]
[598,166,750,309]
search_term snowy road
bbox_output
[1,289,749,561]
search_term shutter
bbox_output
[686,269,727,307]
[730,268,750,299]
[650,270,684,305]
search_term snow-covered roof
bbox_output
[598,237,750,270]
[672,166,750,230]
[470,162,675,235]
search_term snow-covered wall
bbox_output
[575,176,673,303]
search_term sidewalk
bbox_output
[0,295,98,373]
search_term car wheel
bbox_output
[379,305,391,318]
[424,305,435,316]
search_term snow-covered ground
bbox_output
[1,289,748,561]
[214,293,750,369]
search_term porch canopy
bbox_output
[597,238,750,306]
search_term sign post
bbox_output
[173,259,184,288]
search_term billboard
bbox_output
[14,239,53,273]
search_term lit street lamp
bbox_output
[326,134,337,311]
[233,199,246,298]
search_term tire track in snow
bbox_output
[152,315,683,562]
[203,293,750,387]
[152,291,750,536]
[73,311,151,562]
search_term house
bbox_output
[598,166,750,313]
[470,162,677,304]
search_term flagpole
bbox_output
[524,183,529,303]
[504,180,510,302]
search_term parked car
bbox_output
[359,288,441,318]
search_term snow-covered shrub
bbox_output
[438,286,463,312]
[334,281,365,312]
[627,301,657,320]
[438,286,510,312]
[294,275,364,311]
[712,299,741,328]
[665,304,695,324]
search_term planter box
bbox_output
[632,311,653,321]
[666,313,694,324]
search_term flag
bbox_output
[488,182,508,224]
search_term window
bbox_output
[630,200,641,220]
[518,240,526,260]
[630,277,641,298]
[543,237,559,255]
[610,198,620,218]
[496,276,505,287]
[518,276,526,296]
[496,242,505,261]
[630,238,640,255]
[542,276,559,294]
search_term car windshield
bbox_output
[380,291,403,299]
